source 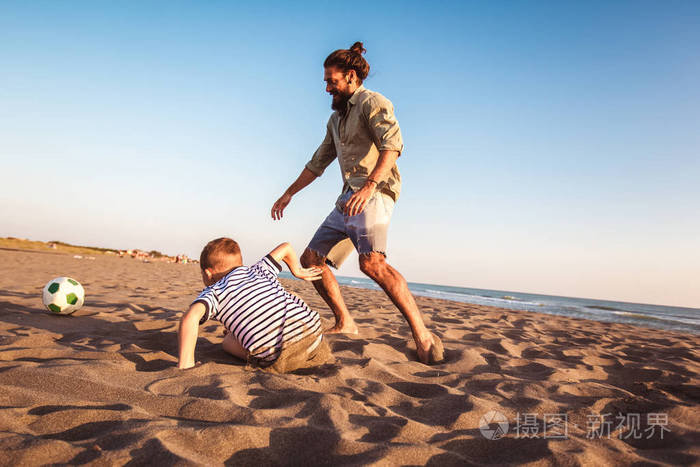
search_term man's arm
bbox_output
[271,168,318,220]
[345,94,403,217]
[178,302,207,369]
[268,242,322,281]
[344,150,399,216]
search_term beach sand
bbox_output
[0,248,698,466]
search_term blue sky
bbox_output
[1,1,699,307]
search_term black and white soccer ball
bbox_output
[42,277,85,314]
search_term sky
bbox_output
[1,1,699,307]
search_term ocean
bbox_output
[280,272,700,334]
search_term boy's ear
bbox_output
[204,268,214,281]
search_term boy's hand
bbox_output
[269,243,323,281]
[291,266,323,282]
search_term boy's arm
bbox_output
[178,302,207,369]
[268,242,322,281]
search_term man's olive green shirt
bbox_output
[306,85,403,202]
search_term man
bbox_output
[271,42,443,364]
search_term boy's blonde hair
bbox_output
[200,237,241,271]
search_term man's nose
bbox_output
[326,84,333,93]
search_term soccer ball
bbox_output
[42,277,85,314]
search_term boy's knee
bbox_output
[301,248,325,268]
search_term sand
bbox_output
[0,248,698,466]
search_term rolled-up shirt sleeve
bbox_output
[192,287,218,325]
[252,255,283,279]
[364,95,404,155]
[305,121,337,176]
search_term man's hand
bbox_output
[271,192,292,220]
[343,150,397,216]
[344,183,376,216]
[271,168,319,220]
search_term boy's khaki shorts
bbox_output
[247,330,331,374]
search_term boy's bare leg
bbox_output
[222,333,248,361]
[359,252,443,364]
[301,248,358,334]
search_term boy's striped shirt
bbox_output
[193,255,321,364]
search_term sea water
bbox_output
[280,272,700,334]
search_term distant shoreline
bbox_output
[0,237,195,264]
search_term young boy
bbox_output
[178,237,330,372]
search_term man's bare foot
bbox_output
[324,322,359,335]
[416,332,445,364]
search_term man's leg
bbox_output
[300,247,358,334]
[359,252,443,364]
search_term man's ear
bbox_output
[346,69,356,84]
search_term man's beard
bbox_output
[331,93,351,114]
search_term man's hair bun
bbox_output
[350,42,366,55]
